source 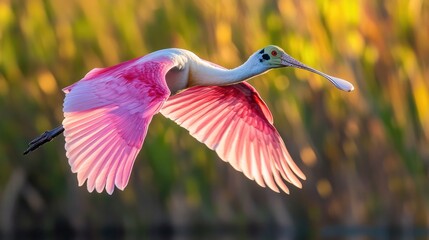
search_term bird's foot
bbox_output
[24,125,64,155]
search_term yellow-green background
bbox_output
[1,0,428,238]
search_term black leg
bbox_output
[23,125,65,155]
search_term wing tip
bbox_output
[76,175,121,195]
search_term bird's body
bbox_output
[28,46,354,195]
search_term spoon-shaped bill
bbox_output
[281,53,354,92]
[327,76,354,92]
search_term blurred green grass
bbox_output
[1,0,429,238]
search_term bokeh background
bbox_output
[1,0,429,238]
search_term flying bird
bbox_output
[25,45,354,194]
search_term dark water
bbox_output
[4,225,429,240]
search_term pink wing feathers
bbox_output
[160,83,306,193]
[63,57,176,194]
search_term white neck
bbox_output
[188,53,270,86]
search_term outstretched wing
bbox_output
[63,57,176,194]
[160,82,306,193]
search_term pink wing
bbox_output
[63,57,176,194]
[160,82,306,193]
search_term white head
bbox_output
[253,45,354,92]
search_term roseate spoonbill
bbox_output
[25,45,354,194]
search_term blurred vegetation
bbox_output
[1,0,429,238]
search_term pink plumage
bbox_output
[161,83,305,193]
[63,55,175,194]
[57,46,354,195]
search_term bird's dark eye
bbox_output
[271,50,277,56]
[262,54,270,60]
